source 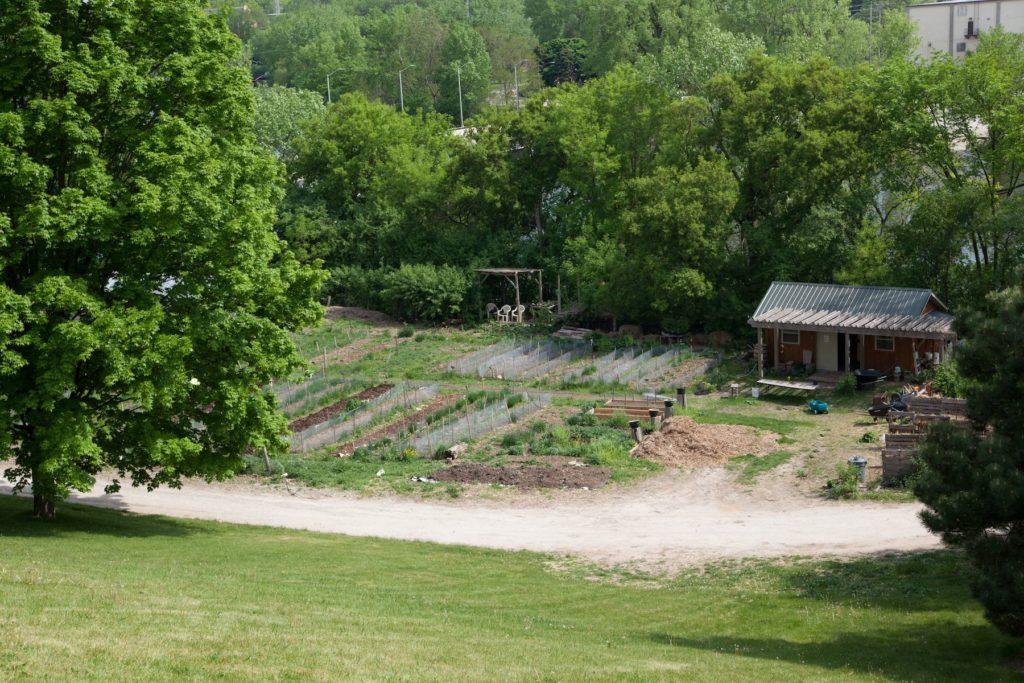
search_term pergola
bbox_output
[474,268,543,309]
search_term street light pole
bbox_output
[456,63,464,128]
[398,64,415,113]
[513,60,528,110]
[326,67,346,104]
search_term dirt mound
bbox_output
[632,416,778,468]
[288,384,393,432]
[434,461,611,489]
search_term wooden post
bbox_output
[261,446,272,475]
[775,327,782,369]
[845,333,851,373]
[556,273,562,314]
[757,327,764,378]
[514,271,521,310]
[537,270,543,304]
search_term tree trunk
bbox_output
[33,493,55,520]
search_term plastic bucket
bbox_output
[751,388,760,399]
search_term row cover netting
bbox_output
[290,383,439,452]
[450,339,589,380]
[403,393,551,456]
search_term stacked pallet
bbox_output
[881,396,969,480]
[593,398,667,422]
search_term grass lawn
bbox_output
[0,497,1017,681]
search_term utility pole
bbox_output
[325,67,345,104]
[456,63,464,128]
[513,60,528,110]
[398,64,415,113]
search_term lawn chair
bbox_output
[510,304,526,323]
[485,303,498,319]
[496,305,511,323]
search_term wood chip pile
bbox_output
[631,416,778,467]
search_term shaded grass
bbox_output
[728,450,795,484]
[0,498,1016,681]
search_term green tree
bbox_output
[286,93,452,270]
[706,55,887,313]
[915,286,1024,637]
[0,0,323,517]
[251,4,366,95]
[536,38,590,86]
[254,85,326,162]
[436,23,492,121]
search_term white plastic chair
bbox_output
[485,303,498,319]
[496,305,511,323]
[511,304,526,323]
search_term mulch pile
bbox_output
[433,460,611,489]
[287,384,393,432]
[631,416,778,468]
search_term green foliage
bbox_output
[915,286,1024,637]
[536,38,591,85]
[825,463,860,500]
[380,265,470,322]
[437,23,492,120]
[397,325,416,338]
[928,358,972,399]
[253,85,326,162]
[834,374,857,396]
[0,0,323,512]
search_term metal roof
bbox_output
[749,282,955,338]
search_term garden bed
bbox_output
[433,459,611,489]
[288,384,393,432]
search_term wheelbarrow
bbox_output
[808,399,830,415]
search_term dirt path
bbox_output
[1,468,940,572]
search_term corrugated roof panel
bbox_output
[750,282,955,336]
[753,282,939,319]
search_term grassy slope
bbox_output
[0,497,1015,681]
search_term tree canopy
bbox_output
[0,0,323,516]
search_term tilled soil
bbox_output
[433,460,611,489]
[632,416,778,468]
[288,384,393,432]
[334,394,463,456]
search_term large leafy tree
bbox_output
[870,31,1024,309]
[706,55,886,312]
[0,0,323,517]
[915,286,1024,637]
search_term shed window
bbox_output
[875,336,895,352]
[781,329,800,345]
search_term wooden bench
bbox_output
[756,378,818,393]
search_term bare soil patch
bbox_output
[434,457,611,489]
[632,416,778,468]
[321,335,410,366]
[334,394,463,456]
[288,384,393,432]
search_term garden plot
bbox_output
[404,393,551,456]
[290,383,439,452]
[449,340,588,380]
[276,376,364,419]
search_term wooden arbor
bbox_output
[474,268,543,311]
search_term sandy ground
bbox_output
[0,468,940,572]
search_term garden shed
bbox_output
[749,282,956,378]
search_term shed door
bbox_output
[816,332,838,371]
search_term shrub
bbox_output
[397,324,415,338]
[567,411,597,427]
[825,463,860,500]
[834,373,856,396]
[506,394,524,409]
[380,264,469,322]
[929,358,972,398]
[602,411,631,429]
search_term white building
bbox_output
[908,0,1024,60]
